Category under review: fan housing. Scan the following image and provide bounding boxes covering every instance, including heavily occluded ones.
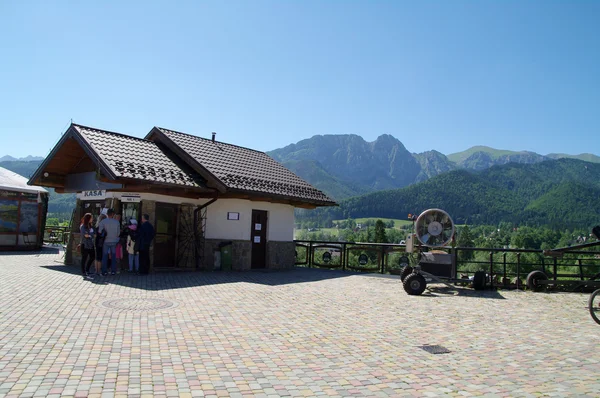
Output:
[415,208,455,247]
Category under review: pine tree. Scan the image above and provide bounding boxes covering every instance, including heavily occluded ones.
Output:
[457,225,474,260]
[374,220,388,243]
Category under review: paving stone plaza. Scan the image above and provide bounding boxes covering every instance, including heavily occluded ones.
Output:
[1,248,599,397]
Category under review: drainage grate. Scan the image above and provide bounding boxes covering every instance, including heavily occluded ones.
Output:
[419,345,451,354]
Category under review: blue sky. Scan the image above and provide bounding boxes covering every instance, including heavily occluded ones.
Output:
[0,1,598,158]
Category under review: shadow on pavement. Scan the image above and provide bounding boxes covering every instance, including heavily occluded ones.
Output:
[39,263,356,290]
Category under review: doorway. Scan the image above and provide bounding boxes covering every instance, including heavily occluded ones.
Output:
[154,203,178,268]
[250,210,268,269]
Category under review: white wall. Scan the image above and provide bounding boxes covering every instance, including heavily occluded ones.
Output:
[78,191,296,242]
[203,199,294,242]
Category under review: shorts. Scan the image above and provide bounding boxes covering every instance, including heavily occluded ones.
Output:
[95,247,103,261]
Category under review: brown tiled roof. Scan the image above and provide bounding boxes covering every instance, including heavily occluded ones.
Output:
[73,125,204,188]
[154,128,336,205]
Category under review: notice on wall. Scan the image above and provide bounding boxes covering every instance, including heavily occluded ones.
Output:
[227,212,239,220]
[254,236,261,243]
[255,223,262,231]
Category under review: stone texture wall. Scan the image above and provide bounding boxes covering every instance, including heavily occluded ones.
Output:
[204,239,251,271]
[232,241,252,270]
[266,241,295,269]
[141,200,156,272]
[204,239,293,270]
[65,199,83,265]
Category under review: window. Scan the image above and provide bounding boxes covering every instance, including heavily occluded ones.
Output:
[0,199,19,232]
[19,202,39,233]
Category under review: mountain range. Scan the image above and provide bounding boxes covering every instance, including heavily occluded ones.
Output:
[2,135,600,227]
[0,155,44,162]
[268,135,600,200]
[297,158,600,228]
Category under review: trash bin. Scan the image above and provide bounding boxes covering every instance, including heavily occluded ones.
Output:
[219,241,233,271]
[213,250,221,271]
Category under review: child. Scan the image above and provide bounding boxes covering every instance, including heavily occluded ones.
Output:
[126,219,140,273]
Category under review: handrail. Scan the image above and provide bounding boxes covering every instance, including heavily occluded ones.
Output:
[294,239,600,287]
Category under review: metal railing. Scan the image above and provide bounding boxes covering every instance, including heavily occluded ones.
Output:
[43,226,70,246]
[294,240,600,289]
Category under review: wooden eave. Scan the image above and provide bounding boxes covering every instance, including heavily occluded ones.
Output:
[29,125,117,188]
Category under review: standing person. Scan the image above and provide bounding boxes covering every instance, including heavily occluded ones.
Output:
[98,209,121,276]
[126,219,139,273]
[79,213,95,277]
[137,213,155,275]
[94,214,107,275]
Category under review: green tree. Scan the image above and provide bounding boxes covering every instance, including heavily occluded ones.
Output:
[374,220,388,243]
[457,225,475,260]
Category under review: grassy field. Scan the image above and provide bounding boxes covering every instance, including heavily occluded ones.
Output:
[342,217,413,228]
[294,217,414,239]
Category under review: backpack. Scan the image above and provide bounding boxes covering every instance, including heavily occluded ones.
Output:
[129,228,138,242]
[96,229,106,248]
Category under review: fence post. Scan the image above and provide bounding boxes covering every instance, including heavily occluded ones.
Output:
[452,247,458,279]
[516,252,521,289]
[503,252,507,285]
[553,257,558,281]
[578,259,584,280]
[309,242,313,268]
[541,257,545,274]
[489,252,494,289]
[342,243,346,271]
[380,245,385,274]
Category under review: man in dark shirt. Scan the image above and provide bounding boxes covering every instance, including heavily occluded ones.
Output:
[137,213,155,275]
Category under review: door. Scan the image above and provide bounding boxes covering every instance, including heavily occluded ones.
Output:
[251,210,268,269]
[154,203,178,268]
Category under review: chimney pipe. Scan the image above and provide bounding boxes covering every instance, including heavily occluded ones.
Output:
[212,132,216,142]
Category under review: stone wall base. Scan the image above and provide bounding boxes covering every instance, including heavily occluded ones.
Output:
[204,239,294,271]
[266,241,295,270]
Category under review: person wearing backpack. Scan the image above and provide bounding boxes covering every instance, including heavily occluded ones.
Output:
[126,219,140,273]
[93,214,107,276]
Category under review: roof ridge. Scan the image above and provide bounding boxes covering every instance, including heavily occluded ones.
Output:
[156,127,267,155]
[72,123,153,143]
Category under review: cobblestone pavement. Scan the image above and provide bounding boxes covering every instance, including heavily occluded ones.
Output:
[1,249,599,398]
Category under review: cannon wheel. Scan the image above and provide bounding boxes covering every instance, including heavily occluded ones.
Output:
[526,270,548,292]
[473,271,486,290]
[399,266,413,282]
[403,273,427,296]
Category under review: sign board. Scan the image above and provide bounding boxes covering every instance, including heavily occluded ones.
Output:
[322,252,332,264]
[358,254,368,265]
[255,223,262,231]
[253,236,261,243]
[399,255,409,267]
[120,194,141,203]
[82,190,106,200]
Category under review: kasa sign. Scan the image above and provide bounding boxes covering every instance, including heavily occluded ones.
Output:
[82,190,106,200]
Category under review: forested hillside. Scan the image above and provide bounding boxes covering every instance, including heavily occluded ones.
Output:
[270,135,600,201]
[297,158,600,229]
